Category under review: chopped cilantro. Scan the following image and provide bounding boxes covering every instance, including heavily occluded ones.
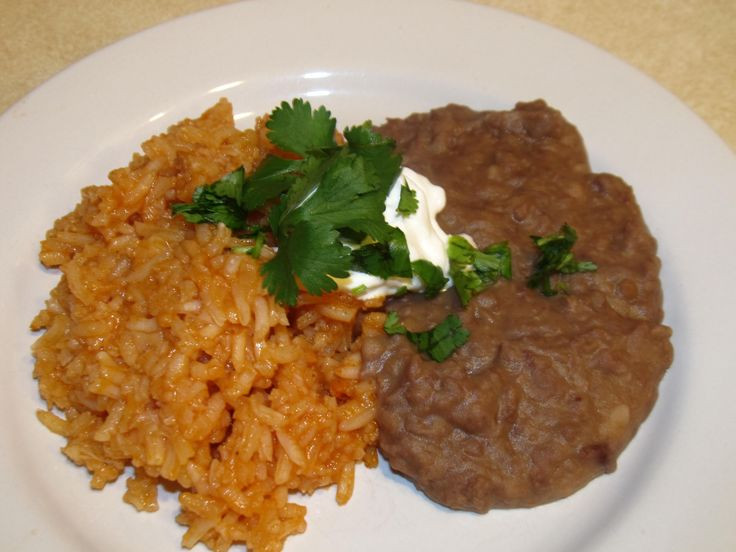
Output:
[232,230,266,259]
[248,231,266,259]
[527,223,597,296]
[407,315,470,362]
[384,311,469,362]
[350,284,368,296]
[393,285,409,297]
[448,235,512,306]
[383,311,406,335]
[397,180,419,217]
[410,260,448,299]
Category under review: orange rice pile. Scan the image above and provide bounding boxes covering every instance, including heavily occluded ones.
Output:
[30,99,379,552]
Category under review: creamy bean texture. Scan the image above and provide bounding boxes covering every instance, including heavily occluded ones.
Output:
[362,101,673,512]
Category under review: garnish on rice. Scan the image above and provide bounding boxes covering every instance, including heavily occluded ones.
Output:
[172,99,408,307]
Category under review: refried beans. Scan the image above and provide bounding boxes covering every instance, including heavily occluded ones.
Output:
[362,101,673,512]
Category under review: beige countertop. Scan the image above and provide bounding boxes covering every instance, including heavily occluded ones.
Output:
[1,0,734,151]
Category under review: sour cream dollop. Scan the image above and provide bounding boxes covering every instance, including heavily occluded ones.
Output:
[333,167,454,299]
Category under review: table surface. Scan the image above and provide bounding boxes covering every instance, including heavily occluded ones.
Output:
[1,0,734,152]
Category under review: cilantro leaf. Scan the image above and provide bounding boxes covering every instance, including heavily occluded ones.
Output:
[210,166,246,203]
[411,260,448,299]
[527,223,597,296]
[241,155,304,210]
[279,151,394,240]
[267,197,287,237]
[338,227,367,244]
[266,99,337,155]
[351,228,412,279]
[383,311,469,362]
[344,122,402,197]
[171,167,247,229]
[448,235,512,306]
[343,122,392,148]
[261,221,351,305]
[397,181,419,217]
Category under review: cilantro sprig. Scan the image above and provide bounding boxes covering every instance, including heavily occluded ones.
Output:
[527,223,597,296]
[384,311,469,362]
[171,99,408,306]
[448,235,512,306]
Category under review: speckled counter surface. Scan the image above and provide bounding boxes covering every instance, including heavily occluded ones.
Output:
[1,0,734,151]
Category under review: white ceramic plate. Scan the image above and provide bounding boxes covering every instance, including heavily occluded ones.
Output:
[1,0,734,550]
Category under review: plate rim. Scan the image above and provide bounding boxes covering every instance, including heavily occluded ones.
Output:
[1,1,735,551]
